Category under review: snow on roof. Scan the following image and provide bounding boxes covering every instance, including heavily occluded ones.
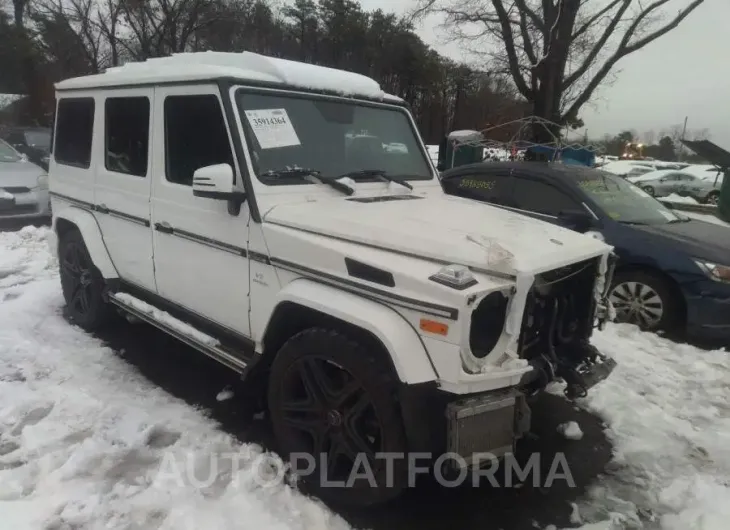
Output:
[55,51,403,103]
[448,129,483,142]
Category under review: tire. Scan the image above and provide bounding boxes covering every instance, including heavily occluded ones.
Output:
[58,229,114,331]
[705,191,720,205]
[608,270,681,332]
[642,185,655,196]
[268,327,408,506]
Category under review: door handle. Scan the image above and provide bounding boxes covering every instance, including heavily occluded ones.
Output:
[95,203,110,214]
[154,221,173,234]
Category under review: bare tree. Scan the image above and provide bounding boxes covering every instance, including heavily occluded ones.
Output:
[412,0,706,141]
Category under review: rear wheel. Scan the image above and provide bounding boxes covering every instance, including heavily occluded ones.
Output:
[608,271,680,332]
[59,229,114,331]
[705,191,720,205]
[268,327,408,506]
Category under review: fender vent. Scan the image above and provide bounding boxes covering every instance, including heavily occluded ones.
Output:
[347,195,423,203]
[345,258,395,287]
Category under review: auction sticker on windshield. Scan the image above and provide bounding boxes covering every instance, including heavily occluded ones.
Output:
[244,108,300,149]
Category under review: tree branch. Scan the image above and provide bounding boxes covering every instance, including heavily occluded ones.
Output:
[490,0,533,98]
[563,0,705,121]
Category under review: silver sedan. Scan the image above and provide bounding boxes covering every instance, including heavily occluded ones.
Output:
[627,169,721,204]
[0,138,50,224]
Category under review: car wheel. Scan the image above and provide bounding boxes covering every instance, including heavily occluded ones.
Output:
[705,191,720,205]
[608,271,680,332]
[642,185,655,196]
[268,327,408,506]
[59,229,114,331]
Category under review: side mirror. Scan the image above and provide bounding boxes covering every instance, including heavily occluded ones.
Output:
[192,164,245,202]
[557,209,594,233]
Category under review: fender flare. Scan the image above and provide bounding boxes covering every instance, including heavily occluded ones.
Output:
[266,278,438,385]
[53,207,119,279]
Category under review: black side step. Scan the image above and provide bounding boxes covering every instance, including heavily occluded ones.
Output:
[108,292,249,374]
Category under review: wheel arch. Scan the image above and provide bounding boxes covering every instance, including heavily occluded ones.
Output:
[53,208,119,279]
[258,279,438,386]
[612,262,687,326]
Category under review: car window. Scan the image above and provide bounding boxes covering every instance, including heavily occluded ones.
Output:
[23,130,50,151]
[442,172,516,206]
[511,176,580,216]
[164,94,235,186]
[105,97,150,177]
[569,168,682,225]
[55,97,95,168]
[677,173,695,181]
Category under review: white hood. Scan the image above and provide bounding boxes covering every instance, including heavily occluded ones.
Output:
[264,193,611,277]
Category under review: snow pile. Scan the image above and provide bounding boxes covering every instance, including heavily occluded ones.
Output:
[662,193,699,205]
[0,227,348,530]
[574,324,730,529]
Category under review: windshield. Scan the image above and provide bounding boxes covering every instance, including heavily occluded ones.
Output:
[0,139,21,162]
[571,169,682,225]
[236,90,433,185]
[23,130,51,151]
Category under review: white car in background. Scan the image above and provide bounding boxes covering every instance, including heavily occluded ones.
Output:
[0,137,50,224]
[682,163,724,184]
[601,160,685,178]
[627,169,721,204]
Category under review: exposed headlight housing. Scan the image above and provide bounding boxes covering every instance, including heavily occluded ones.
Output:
[429,264,478,290]
[693,259,730,283]
[34,174,49,190]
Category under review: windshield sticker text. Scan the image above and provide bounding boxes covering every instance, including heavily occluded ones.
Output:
[244,108,301,150]
[459,178,495,190]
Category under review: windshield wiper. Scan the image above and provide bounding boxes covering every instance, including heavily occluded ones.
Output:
[338,169,413,191]
[263,167,354,196]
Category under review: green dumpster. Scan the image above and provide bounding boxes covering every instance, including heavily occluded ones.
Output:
[438,130,484,171]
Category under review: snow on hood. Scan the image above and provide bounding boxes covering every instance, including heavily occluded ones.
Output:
[263,193,610,276]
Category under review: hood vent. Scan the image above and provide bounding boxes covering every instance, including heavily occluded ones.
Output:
[347,195,423,204]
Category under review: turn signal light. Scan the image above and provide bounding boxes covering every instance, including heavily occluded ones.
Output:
[420,318,449,336]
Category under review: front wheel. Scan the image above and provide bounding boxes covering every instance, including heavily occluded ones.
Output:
[608,271,680,332]
[267,328,408,506]
[59,229,114,331]
[642,185,655,196]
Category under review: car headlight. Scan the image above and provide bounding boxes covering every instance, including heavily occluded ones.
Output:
[693,259,730,283]
[34,174,48,190]
[429,264,478,289]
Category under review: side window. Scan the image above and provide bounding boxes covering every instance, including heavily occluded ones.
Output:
[512,177,579,216]
[55,98,95,168]
[105,97,150,177]
[164,94,234,186]
[444,173,516,206]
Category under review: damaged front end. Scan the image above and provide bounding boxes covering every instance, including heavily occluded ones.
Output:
[517,252,618,399]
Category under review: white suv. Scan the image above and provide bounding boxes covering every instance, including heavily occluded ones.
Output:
[49,51,616,505]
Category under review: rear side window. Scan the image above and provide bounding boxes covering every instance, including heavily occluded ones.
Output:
[443,173,516,206]
[164,95,234,186]
[512,177,579,216]
[105,97,150,177]
[55,98,95,168]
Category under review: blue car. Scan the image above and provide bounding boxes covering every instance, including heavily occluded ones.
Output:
[441,162,730,344]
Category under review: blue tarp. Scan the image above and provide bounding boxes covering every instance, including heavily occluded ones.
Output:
[526,145,595,167]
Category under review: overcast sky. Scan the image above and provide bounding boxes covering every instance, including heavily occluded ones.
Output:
[358,0,730,148]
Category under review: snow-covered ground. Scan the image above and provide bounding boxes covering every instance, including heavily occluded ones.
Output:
[681,211,730,228]
[1,227,729,530]
[0,227,347,530]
